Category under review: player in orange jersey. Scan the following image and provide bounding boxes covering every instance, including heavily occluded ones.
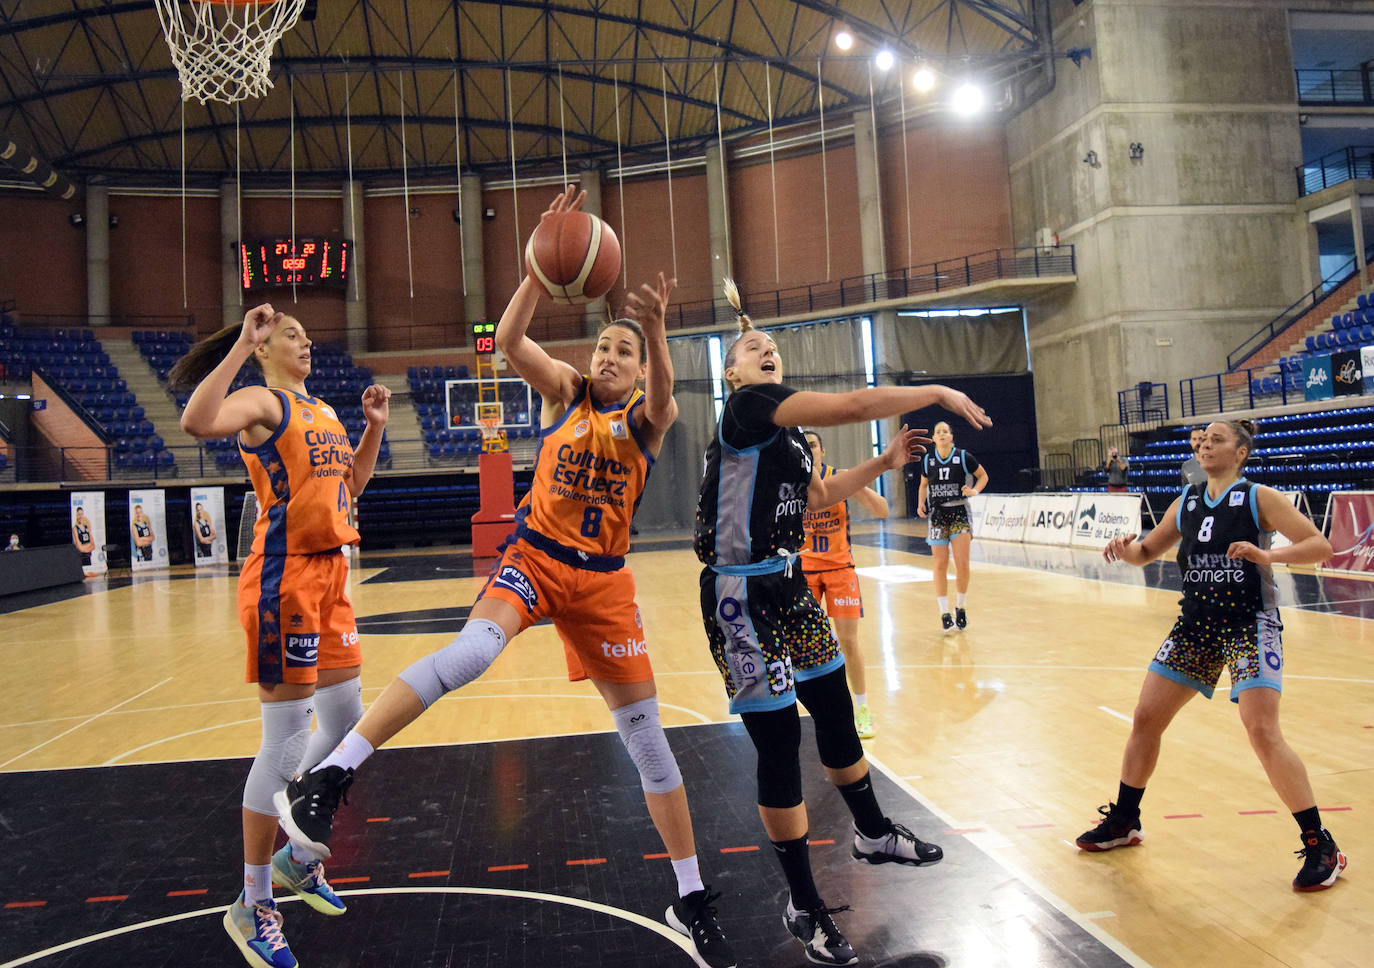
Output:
[276,187,736,968]
[801,430,889,739]
[173,304,390,968]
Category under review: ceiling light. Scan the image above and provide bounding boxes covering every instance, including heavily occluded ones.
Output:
[951,82,984,115]
[874,50,895,71]
[834,31,853,51]
[912,66,936,92]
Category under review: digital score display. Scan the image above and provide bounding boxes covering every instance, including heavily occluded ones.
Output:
[240,237,351,291]
[472,321,496,354]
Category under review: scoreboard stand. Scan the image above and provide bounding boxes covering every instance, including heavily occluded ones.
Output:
[469,321,516,557]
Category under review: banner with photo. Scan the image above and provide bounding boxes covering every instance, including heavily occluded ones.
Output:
[1070,493,1142,549]
[128,488,169,572]
[190,486,229,566]
[1330,350,1363,397]
[70,491,107,576]
[1362,346,1374,395]
[1023,493,1079,546]
[1325,490,1374,573]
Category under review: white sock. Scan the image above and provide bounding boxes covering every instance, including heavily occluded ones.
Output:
[290,842,323,866]
[244,863,272,905]
[956,593,967,608]
[937,597,949,613]
[853,693,868,707]
[671,855,705,897]
[310,731,374,774]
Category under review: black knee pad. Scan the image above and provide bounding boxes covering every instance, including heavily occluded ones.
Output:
[796,669,864,769]
[741,707,804,809]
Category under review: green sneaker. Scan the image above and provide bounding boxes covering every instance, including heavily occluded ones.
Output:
[271,844,347,916]
[854,703,875,739]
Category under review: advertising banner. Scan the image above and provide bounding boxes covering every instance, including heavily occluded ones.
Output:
[1330,350,1363,397]
[1325,490,1374,573]
[1070,493,1142,549]
[128,488,169,572]
[1023,493,1079,546]
[1362,346,1374,395]
[1303,356,1333,402]
[965,493,987,535]
[1269,491,1306,552]
[70,491,107,577]
[190,486,229,565]
[979,495,1030,542]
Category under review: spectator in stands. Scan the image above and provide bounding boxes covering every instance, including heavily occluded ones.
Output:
[171,303,391,968]
[4,533,20,551]
[1082,419,1347,894]
[1103,447,1130,493]
[1180,426,1207,485]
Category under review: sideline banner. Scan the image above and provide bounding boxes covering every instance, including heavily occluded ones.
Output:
[70,491,107,576]
[1325,490,1374,573]
[1269,491,1306,552]
[979,495,1030,542]
[1070,493,1142,549]
[1023,493,1078,546]
[128,488,169,572]
[190,486,229,565]
[965,493,987,535]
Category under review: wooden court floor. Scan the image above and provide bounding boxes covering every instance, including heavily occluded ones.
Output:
[1,519,1369,968]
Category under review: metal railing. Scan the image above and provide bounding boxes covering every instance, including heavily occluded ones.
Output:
[1179,360,1307,418]
[1296,68,1374,106]
[1295,145,1374,197]
[1116,381,1168,426]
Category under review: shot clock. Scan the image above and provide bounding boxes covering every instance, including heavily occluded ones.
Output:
[472,321,496,354]
[240,237,351,291]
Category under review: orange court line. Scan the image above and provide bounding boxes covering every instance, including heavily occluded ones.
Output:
[488,864,529,872]
[5,900,47,909]
[366,817,390,823]
[167,889,209,897]
[408,870,450,879]
[330,877,370,884]
[86,895,129,903]
[566,858,607,866]
[1325,806,1353,811]
[810,839,835,845]
[643,852,670,860]
[1163,814,1202,819]
[720,846,759,854]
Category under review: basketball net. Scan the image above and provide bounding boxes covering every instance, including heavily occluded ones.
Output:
[154,0,307,104]
[478,415,508,453]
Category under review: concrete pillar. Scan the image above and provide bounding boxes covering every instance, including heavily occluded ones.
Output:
[342,180,367,355]
[579,168,606,333]
[219,178,242,329]
[85,184,109,326]
[1352,199,1367,281]
[705,144,733,316]
[460,173,486,323]
[851,109,886,279]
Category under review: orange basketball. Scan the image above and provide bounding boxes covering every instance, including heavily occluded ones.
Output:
[524,211,621,304]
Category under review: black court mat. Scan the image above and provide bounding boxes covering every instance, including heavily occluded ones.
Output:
[1,724,1134,968]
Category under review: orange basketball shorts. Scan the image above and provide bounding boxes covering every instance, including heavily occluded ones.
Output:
[238,549,360,685]
[805,566,864,620]
[478,537,653,684]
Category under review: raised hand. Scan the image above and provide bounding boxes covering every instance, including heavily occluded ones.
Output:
[541,184,586,222]
[623,273,676,336]
[361,384,391,427]
[240,303,280,349]
[882,424,931,469]
[940,387,992,429]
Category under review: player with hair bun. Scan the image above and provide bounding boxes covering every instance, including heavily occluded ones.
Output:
[1081,419,1347,893]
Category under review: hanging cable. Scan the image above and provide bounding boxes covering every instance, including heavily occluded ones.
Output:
[399,70,414,299]
[899,63,912,270]
[235,102,242,299]
[506,67,521,280]
[557,64,569,187]
[345,68,357,302]
[290,74,297,304]
[660,62,678,281]
[454,70,466,300]
[817,57,830,282]
[180,97,187,309]
[713,61,732,278]
[867,61,885,268]
[765,62,779,285]
[613,66,628,289]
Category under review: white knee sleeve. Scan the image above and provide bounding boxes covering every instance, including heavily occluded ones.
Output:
[244,697,313,815]
[612,697,683,795]
[296,677,365,774]
[398,619,507,709]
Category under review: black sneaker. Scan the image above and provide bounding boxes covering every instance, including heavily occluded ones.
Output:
[1292,828,1347,892]
[665,888,735,968]
[955,607,967,629]
[1075,803,1144,852]
[273,766,354,860]
[940,612,954,631]
[852,821,943,866]
[783,899,857,966]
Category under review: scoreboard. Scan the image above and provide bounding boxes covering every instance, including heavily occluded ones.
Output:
[472,321,496,354]
[240,237,351,291]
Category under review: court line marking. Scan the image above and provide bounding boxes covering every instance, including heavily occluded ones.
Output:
[866,751,1153,968]
[1098,706,1132,724]
[0,678,172,771]
[0,887,694,968]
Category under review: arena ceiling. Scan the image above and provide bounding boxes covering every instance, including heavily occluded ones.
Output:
[0,0,1055,188]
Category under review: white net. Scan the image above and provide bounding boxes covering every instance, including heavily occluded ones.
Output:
[155,0,307,104]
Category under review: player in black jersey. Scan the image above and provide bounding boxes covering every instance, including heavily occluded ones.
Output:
[917,421,988,631]
[194,502,217,558]
[1079,419,1346,892]
[695,281,991,965]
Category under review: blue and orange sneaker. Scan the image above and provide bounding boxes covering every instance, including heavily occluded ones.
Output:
[271,844,346,915]
[222,891,297,968]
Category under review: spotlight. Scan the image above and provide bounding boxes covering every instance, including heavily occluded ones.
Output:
[912,65,936,92]
[874,50,895,72]
[483,207,497,220]
[834,30,853,51]
[68,212,84,227]
[951,82,984,115]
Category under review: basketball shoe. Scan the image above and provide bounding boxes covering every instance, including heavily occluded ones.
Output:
[1292,828,1347,892]
[940,612,954,632]
[955,607,967,629]
[851,821,943,866]
[1075,803,1144,851]
[665,887,736,968]
[223,891,297,968]
[271,844,346,915]
[274,765,353,859]
[854,703,875,739]
[783,898,857,966]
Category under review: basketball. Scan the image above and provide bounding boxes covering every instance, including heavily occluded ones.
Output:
[524,211,621,304]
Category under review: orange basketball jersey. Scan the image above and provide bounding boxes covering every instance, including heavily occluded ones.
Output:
[801,463,854,570]
[517,377,651,559]
[240,388,360,555]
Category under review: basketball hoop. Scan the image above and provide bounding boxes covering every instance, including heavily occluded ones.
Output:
[478,415,508,453]
[154,0,307,104]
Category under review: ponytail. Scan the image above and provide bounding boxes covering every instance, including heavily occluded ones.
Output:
[168,323,260,388]
[721,278,757,374]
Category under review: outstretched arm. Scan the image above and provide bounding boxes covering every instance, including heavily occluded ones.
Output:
[773,384,990,431]
[810,426,924,509]
[1229,486,1332,567]
[623,272,678,451]
[852,484,889,518]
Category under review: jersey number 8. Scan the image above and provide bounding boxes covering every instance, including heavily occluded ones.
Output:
[1197,515,1214,542]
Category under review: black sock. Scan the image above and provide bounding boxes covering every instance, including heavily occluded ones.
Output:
[837,772,887,839]
[771,835,822,911]
[1293,806,1322,836]
[1116,782,1145,815]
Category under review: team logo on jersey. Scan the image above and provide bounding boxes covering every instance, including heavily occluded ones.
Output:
[494,565,538,609]
[1187,499,1197,511]
[574,419,591,438]
[1230,490,1246,506]
[285,633,319,667]
[300,408,315,423]
[610,419,627,439]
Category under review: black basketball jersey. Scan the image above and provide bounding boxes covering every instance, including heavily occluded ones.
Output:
[134,519,152,539]
[75,521,91,544]
[695,382,813,566]
[922,448,979,508]
[1174,479,1276,621]
[197,517,213,539]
